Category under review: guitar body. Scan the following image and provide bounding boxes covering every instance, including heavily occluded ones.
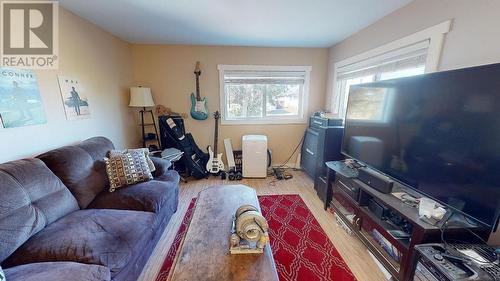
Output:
[190,61,209,120]
[190,93,208,120]
[206,145,225,174]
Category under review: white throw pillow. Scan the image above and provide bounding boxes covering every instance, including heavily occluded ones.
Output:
[0,266,6,281]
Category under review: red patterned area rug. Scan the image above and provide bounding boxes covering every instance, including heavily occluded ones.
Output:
[155,194,356,281]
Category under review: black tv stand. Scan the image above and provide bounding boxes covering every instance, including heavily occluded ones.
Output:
[325,160,490,281]
[327,161,359,178]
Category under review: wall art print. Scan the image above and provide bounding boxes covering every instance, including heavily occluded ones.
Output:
[57,75,91,120]
[0,67,46,128]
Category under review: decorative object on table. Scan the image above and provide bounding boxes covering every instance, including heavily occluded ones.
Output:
[206,111,224,175]
[129,86,160,149]
[0,67,46,128]
[160,115,208,179]
[156,104,188,118]
[190,61,208,120]
[230,204,269,254]
[57,75,91,120]
[104,149,153,192]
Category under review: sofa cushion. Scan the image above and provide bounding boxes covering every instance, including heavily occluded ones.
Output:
[37,137,114,208]
[4,262,110,281]
[88,170,180,213]
[4,209,155,278]
[0,159,79,264]
[109,148,156,172]
[150,157,172,177]
[105,151,153,192]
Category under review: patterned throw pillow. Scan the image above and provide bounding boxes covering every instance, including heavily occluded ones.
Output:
[105,150,153,192]
[0,266,5,281]
[109,148,156,172]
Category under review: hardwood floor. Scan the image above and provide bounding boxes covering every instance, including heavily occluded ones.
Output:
[137,171,387,281]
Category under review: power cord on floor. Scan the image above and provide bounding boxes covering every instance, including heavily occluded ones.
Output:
[266,133,305,184]
[274,133,305,169]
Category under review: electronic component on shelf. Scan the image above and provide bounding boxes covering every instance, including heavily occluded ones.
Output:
[368,198,389,219]
[386,209,413,235]
[387,230,411,240]
[358,167,394,194]
[411,243,500,281]
[336,174,360,201]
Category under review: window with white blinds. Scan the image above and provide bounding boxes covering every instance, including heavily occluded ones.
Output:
[218,65,311,124]
[332,40,430,120]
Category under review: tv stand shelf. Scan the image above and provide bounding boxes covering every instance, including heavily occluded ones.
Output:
[326,161,490,281]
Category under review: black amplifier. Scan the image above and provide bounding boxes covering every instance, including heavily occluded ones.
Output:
[411,243,499,281]
[309,115,343,129]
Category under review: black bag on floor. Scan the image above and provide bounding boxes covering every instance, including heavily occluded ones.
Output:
[159,115,209,179]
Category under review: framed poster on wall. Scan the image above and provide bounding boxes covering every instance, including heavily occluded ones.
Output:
[0,67,46,128]
[57,75,91,120]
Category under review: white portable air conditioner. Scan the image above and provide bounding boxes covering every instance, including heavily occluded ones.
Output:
[242,135,267,178]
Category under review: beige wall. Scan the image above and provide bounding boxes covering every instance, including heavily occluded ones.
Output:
[131,45,328,164]
[0,8,135,163]
[327,0,500,244]
[326,0,500,107]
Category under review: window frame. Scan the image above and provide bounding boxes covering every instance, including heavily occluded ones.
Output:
[330,20,452,119]
[218,64,312,125]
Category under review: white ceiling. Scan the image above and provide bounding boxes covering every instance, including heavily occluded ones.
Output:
[59,0,411,48]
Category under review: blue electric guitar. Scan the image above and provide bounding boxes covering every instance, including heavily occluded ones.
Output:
[190,61,209,120]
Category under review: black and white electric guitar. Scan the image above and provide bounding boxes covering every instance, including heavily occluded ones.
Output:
[206,111,224,174]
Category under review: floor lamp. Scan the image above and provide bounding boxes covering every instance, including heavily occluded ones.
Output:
[129,86,160,149]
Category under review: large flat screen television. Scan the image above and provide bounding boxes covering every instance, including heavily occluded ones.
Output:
[343,63,500,229]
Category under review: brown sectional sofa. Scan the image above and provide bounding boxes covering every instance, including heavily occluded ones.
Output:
[0,137,179,281]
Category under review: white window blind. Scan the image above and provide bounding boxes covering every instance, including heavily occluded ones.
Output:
[224,71,306,85]
[333,40,429,118]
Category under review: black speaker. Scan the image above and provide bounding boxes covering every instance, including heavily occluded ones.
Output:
[358,167,393,193]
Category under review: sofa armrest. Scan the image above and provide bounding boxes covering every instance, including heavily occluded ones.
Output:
[150,157,172,177]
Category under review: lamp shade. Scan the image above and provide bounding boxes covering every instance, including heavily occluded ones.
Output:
[129,86,155,107]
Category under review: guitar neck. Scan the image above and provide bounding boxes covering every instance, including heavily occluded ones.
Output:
[194,62,201,101]
[195,74,201,100]
[213,118,219,154]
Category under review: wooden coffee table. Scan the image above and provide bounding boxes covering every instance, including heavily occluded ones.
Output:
[168,184,279,281]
